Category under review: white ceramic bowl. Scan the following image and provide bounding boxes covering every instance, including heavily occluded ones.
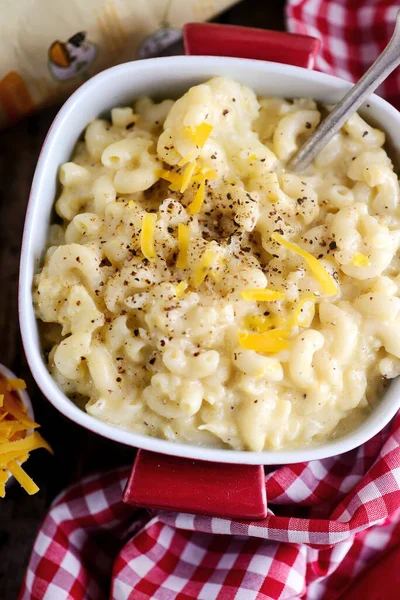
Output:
[19,56,400,465]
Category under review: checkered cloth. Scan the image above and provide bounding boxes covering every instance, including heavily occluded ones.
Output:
[19,2,400,598]
[287,0,400,109]
[18,414,400,600]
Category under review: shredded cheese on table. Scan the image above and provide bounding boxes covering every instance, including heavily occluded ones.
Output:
[0,375,52,497]
[271,232,338,296]
[7,378,27,391]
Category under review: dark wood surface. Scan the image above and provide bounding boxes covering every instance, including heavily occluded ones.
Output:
[0,1,285,597]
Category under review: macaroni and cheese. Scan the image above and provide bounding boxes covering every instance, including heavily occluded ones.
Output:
[33,77,400,451]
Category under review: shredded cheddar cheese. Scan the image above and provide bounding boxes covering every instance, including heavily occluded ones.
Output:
[175,280,188,298]
[243,315,276,333]
[177,223,190,269]
[180,162,197,193]
[292,294,316,328]
[241,288,285,302]
[188,179,206,215]
[0,375,52,497]
[140,213,157,261]
[7,378,27,391]
[158,169,182,192]
[7,461,39,496]
[239,329,289,353]
[192,249,216,288]
[352,252,371,267]
[200,168,218,180]
[178,154,196,167]
[184,122,213,147]
[271,232,338,296]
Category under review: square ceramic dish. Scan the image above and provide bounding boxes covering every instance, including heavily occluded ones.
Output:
[19,25,400,517]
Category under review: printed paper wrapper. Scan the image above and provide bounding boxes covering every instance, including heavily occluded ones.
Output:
[0,0,238,128]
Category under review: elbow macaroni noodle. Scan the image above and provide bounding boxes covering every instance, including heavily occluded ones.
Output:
[34,77,400,451]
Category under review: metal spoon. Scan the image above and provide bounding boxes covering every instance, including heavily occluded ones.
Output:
[288,10,400,173]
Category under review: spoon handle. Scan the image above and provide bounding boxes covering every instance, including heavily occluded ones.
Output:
[288,10,400,173]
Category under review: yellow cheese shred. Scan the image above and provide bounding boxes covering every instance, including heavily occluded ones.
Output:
[188,179,206,215]
[352,252,371,267]
[7,460,39,496]
[177,224,190,269]
[271,232,338,296]
[0,375,53,497]
[241,288,285,302]
[200,168,218,180]
[0,470,8,498]
[2,394,39,429]
[180,162,196,193]
[178,154,196,167]
[184,122,213,147]
[243,315,276,333]
[140,213,157,261]
[239,329,289,353]
[175,280,188,298]
[7,378,26,391]
[0,450,30,467]
[0,430,53,457]
[292,294,316,328]
[192,250,216,288]
[158,169,183,192]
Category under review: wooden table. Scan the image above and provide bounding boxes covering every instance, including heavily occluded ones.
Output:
[0,1,285,596]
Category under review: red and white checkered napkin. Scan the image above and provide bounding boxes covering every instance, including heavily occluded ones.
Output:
[18,413,400,600]
[286,0,400,109]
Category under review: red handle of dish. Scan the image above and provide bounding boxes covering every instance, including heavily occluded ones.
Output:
[123,450,267,519]
[123,24,320,519]
[183,22,320,69]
